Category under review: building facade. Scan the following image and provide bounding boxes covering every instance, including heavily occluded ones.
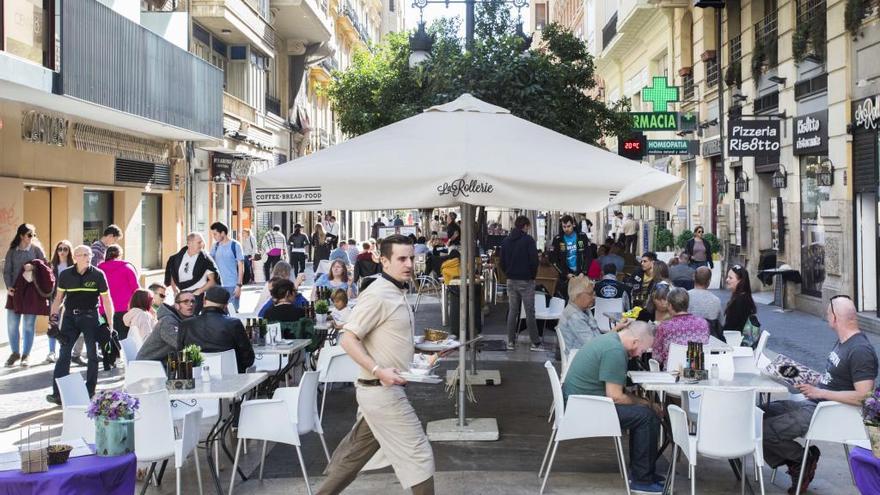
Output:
[574,0,861,318]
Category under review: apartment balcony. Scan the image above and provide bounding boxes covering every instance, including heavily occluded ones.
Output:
[4,0,224,140]
[753,11,778,72]
[271,0,332,43]
[598,0,688,72]
[337,0,371,46]
[223,92,257,123]
[191,0,276,55]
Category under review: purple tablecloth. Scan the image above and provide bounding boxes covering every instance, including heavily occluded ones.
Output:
[0,451,136,495]
[850,446,880,494]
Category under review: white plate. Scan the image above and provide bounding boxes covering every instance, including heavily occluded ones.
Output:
[415,340,461,352]
[399,372,443,384]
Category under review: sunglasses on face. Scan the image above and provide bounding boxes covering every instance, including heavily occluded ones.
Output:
[26,233,34,238]
[156,292,167,298]
[57,247,69,252]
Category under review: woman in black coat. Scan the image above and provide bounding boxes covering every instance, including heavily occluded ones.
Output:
[723,264,756,334]
[685,226,714,268]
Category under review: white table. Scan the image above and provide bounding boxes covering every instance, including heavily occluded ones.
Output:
[128,373,268,495]
[629,371,787,394]
[253,339,311,389]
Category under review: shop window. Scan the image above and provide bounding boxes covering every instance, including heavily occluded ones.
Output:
[800,155,830,297]
[83,191,114,246]
[3,0,54,68]
[141,194,162,270]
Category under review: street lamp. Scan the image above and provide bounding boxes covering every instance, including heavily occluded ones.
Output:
[409,21,434,68]
[409,0,529,54]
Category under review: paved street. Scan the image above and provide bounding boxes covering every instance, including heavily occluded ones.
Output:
[0,278,873,494]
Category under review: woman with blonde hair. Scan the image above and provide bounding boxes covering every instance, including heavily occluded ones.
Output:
[312,223,330,265]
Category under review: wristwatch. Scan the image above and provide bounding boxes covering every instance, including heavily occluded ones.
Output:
[236,283,243,287]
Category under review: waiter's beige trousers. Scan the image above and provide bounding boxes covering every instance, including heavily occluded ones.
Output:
[316,386,434,495]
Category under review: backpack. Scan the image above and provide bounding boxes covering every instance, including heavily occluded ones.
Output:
[211,240,239,260]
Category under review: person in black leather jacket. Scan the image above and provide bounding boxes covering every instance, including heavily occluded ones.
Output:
[178,287,254,373]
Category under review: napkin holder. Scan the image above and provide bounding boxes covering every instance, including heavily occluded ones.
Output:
[20,425,49,473]
[682,368,708,381]
[166,378,195,390]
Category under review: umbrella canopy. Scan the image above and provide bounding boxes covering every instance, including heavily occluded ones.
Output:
[251,94,684,212]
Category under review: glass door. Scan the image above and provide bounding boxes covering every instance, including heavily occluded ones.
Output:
[140,194,162,270]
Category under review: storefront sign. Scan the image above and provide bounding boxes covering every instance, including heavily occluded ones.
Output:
[854,95,880,131]
[212,154,235,182]
[647,139,697,155]
[794,110,828,155]
[631,112,678,131]
[728,119,781,158]
[21,111,68,147]
[701,138,722,157]
[437,179,495,198]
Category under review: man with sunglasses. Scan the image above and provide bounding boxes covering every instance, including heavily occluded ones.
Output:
[626,252,657,308]
[136,292,196,362]
[762,295,878,494]
[148,283,166,311]
[163,232,219,314]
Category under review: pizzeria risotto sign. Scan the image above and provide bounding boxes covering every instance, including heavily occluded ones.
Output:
[727,119,781,158]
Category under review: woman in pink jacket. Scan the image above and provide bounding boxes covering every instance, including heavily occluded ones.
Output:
[98,245,140,320]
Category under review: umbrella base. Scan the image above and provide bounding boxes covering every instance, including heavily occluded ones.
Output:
[444,369,501,386]
[427,418,499,442]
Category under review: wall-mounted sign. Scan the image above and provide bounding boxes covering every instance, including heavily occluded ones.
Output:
[212,153,235,182]
[618,133,647,160]
[728,119,781,158]
[642,77,680,112]
[21,110,68,147]
[647,140,698,155]
[853,95,880,131]
[631,112,697,131]
[794,110,828,155]
[701,138,722,157]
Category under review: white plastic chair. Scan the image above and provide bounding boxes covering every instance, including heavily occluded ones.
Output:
[754,331,770,366]
[539,361,630,495]
[539,297,565,323]
[132,387,203,495]
[666,343,688,371]
[733,349,759,374]
[203,350,238,378]
[121,337,141,365]
[55,374,95,443]
[594,297,624,331]
[229,371,331,495]
[790,401,869,494]
[317,346,359,420]
[124,360,166,389]
[521,292,549,319]
[723,331,744,348]
[667,388,765,495]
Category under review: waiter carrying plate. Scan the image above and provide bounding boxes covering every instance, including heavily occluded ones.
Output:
[316,234,436,495]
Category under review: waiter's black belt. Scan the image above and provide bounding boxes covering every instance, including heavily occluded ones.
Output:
[358,379,381,387]
[67,308,97,315]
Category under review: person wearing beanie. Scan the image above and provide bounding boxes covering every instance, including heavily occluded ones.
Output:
[177,286,254,373]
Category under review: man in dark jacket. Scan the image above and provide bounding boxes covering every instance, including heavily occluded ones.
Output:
[501,216,541,351]
[178,287,254,373]
[136,292,195,362]
[550,215,593,302]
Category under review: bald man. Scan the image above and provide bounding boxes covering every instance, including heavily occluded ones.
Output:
[761,296,878,494]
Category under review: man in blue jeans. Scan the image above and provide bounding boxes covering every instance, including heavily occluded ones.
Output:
[563,321,665,494]
[46,245,114,403]
[210,222,244,312]
[500,216,541,351]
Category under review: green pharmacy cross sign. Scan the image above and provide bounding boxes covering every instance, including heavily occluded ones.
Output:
[642,76,680,112]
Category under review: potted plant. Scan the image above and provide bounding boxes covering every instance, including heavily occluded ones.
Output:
[314,300,330,325]
[87,390,139,456]
[184,344,204,379]
[863,387,880,457]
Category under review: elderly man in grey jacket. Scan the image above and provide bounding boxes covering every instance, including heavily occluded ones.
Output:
[136,292,195,362]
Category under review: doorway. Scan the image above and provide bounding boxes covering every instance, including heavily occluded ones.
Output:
[856,192,878,315]
[141,194,163,270]
[23,187,52,251]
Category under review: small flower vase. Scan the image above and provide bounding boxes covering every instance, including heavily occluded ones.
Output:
[192,365,202,380]
[95,417,135,457]
[866,423,880,458]
[316,313,328,325]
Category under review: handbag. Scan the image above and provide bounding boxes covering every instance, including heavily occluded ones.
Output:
[741,314,762,348]
[253,253,263,261]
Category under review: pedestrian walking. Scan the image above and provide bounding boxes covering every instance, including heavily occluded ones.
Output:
[622,214,638,256]
[240,228,257,284]
[325,215,340,249]
[89,225,122,267]
[611,211,624,243]
[549,214,593,301]
[316,234,435,495]
[685,225,714,268]
[287,223,310,277]
[312,223,331,265]
[501,215,541,351]
[97,245,140,324]
[210,222,244,312]
[4,223,47,367]
[164,232,219,314]
[47,245,114,403]
[261,225,287,281]
[45,240,74,363]
[445,212,461,246]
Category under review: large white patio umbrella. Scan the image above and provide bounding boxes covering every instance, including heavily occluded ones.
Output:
[251,93,685,438]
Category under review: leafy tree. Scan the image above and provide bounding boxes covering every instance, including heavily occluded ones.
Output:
[325,1,631,144]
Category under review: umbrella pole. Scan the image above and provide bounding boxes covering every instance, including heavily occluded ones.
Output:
[425,202,498,442]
